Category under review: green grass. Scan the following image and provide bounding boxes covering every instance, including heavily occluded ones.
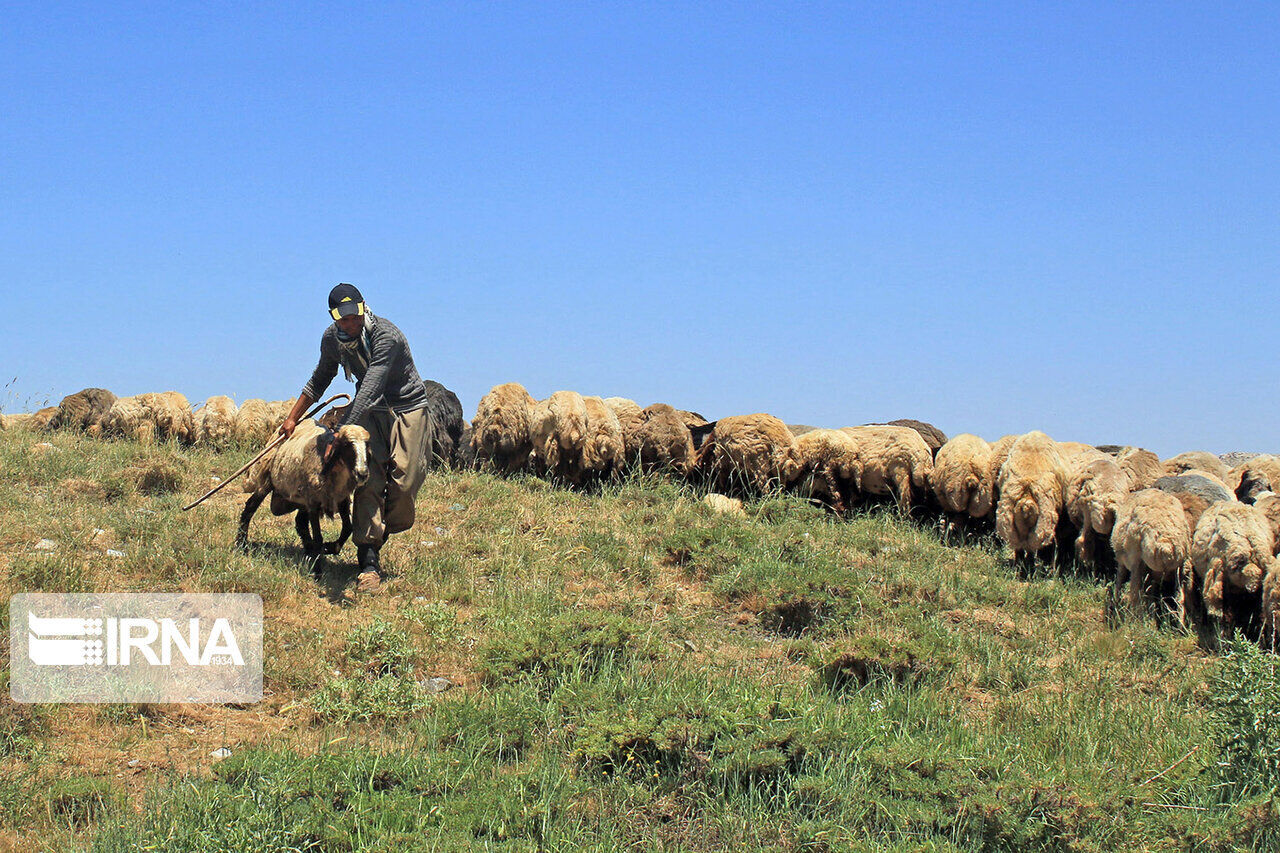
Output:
[0,427,1277,850]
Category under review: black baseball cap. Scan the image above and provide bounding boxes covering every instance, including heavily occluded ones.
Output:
[328,283,365,320]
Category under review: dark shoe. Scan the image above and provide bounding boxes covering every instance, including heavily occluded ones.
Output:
[357,544,381,576]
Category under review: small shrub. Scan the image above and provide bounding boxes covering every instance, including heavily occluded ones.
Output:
[478,609,647,685]
[346,619,417,678]
[817,635,941,691]
[1210,639,1280,801]
[132,457,185,495]
[308,675,427,723]
[46,775,117,827]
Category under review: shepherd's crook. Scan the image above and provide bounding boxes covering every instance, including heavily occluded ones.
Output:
[181,393,351,511]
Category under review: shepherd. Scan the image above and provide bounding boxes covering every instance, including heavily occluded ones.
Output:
[281,284,432,589]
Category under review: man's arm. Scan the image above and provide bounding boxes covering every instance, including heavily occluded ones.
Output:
[279,393,315,438]
[340,327,397,427]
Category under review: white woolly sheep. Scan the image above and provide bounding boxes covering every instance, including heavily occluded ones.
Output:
[929,433,995,540]
[471,382,537,475]
[604,397,645,465]
[1110,488,1191,620]
[196,396,239,447]
[237,419,371,568]
[1190,501,1276,638]
[838,425,934,514]
[995,431,1069,565]
[695,414,803,497]
[792,428,859,513]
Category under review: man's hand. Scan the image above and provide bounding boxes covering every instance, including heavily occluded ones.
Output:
[279,418,298,438]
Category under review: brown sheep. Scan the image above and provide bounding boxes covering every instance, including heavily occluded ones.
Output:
[839,425,934,514]
[634,404,698,477]
[995,431,1069,565]
[237,420,371,568]
[1228,455,1280,504]
[54,388,117,431]
[99,393,193,444]
[695,414,803,497]
[530,390,589,480]
[604,397,645,465]
[869,419,948,459]
[1164,451,1230,481]
[471,382,537,475]
[1191,502,1276,638]
[1110,489,1191,619]
[29,407,60,431]
[152,392,196,445]
[1067,457,1132,569]
[579,396,626,484]
[196,396,239,447]
[929,433,995,539]
[234,399,276,445]
[791,428,859,513]
[1116,447,1163,490]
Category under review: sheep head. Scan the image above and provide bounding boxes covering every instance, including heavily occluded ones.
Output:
[322,425,371,489]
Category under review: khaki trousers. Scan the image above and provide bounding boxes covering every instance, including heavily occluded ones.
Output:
[354,406,431,547]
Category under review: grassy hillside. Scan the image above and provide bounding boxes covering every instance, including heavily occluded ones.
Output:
[2,429,1279,851]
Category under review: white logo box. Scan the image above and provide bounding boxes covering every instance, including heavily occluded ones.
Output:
[10,593,263,704]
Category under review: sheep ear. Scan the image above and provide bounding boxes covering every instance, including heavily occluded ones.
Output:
[321,432,347,474]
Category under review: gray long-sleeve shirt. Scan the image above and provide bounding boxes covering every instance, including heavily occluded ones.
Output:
[300,312,429,427]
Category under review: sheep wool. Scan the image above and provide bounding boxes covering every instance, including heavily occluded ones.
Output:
[995,431,1069,558]
[930,433,995,520]
[1229,455,1280,504]
[634,404,698,476]
[471,382,537,475]
[1110,489,1191,615]
[1191,501,1276,628]
[793,428,860,512]
[234,399,275,445]
[578,395,625,483]
[1067,457,1132,567]
[55,388,117,431]
[698,414,803,496]
[196,396,239,447]
[530,390,589,479]
[839,425,934,513]
[1116,447,1163,490]
[1164,451,1230,482]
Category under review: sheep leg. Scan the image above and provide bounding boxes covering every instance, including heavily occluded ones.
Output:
[308,512,325,569]
[324,501,353,556]
[295,510,315,553]
[1127,560,1146,616]
[235,491,267,552]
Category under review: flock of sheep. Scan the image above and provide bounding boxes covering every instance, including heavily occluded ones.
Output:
[10,383,1280,647]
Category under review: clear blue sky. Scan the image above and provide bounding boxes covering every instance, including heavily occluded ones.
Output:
[4,2,1276,456]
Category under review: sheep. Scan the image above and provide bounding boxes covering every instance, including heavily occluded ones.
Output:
[1253,493,1280,554]
[1164,451,1230,481]
[470,382,537,475]
[196,396,239,447]
[929,433,995,540]
[633,404,698,477]
[54,388,116,431]
[694,414,803,497]
[1116,447,1163,490]
[1109,489,1192,621]
[1067,457,1132,570]
[988,434,1019,494]
[786,424,820,437]
[530,390,589,481]
[604,397,645,464]
[1190,501,1276,639]
[838,425,934,514]
[233,399,276,445]
[236,419,371,570]
[1057,441,1107,478]
[1228,454,1280,504]
[869,419,948,459]
[995,431,1070,566]
[27,407,59,431]
[98,393,192,444]
[578,396,626,484]
[791,428,859,513]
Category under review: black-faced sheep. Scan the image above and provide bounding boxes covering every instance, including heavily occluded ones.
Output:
[791,428,859,513]
[1190,501,1276,639]
[196,396,239,447]
[236,420,371,569]
[694,414,803,497]
[54,388,117,431]
[1067,457,1132,570]
[839,425,934,514]
[1164,451,1230,482]
[1110,489,1191,620]
[530,390,589,481]
[633,404,698,477]
[929,433,995,539]
[470,382,537,475]
[1228,455,1280,504]
[995,431,1069,566]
